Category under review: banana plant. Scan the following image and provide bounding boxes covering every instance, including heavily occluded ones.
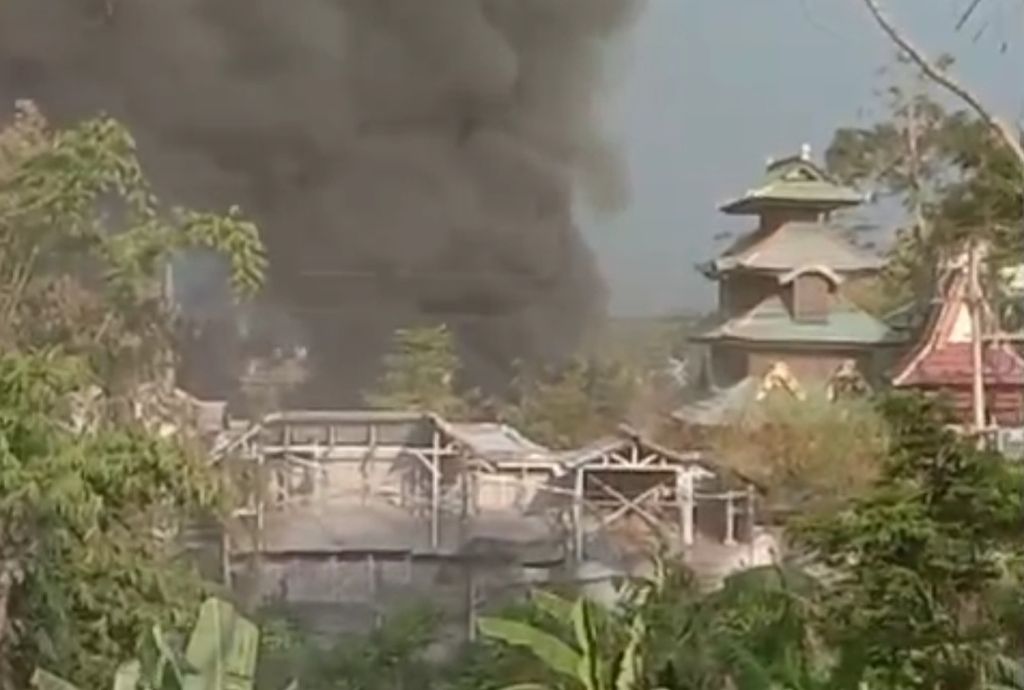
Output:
[478,587,655,690]
[31,597,276,690]
[984,656,1024,690]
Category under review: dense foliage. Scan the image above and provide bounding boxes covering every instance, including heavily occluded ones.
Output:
[364,324,474,418]
[791,394,1024,689]
[825,62,1022,319]
[0,102,266,687]
[0,101,265,391]
[245,392,1024,690]
[501,356,641,449]
[711,389,889,514]
[33,597,263,690]
[0,352,216,686]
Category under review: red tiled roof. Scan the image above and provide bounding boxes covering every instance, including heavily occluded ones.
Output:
[892,263,1024,389]
[896,342,1024,387]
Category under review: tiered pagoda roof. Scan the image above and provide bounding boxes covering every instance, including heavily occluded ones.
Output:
[695,146,897,348]
[718,146,865,215]
[703,220,885,277]
[694,292,902,346]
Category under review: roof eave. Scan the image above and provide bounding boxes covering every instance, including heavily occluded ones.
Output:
[718,196,863,216]
[695,260,722,280]
[703,334,906,347]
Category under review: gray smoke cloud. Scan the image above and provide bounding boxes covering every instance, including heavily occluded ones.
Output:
[0,0,638,405]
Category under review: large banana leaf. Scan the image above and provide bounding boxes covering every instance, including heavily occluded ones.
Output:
[30,669,80,690]
[184,597,260,690]
[137,623,186,690]
[613,615,647,690]
[572,599,604,690]
[986,655,1024,690]
[531,589,575,623]
[30,598,277,690]
[113,661,142,690]
[478,616,582,681]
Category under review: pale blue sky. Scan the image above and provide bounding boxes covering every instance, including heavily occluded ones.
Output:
[586,0,1024,316]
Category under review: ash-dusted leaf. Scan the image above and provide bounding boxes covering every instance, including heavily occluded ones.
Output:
[185,597,260,690]
[531,589,574,623]
[477,616,581,681]
[30,669,80,690]
[113,660,141,690]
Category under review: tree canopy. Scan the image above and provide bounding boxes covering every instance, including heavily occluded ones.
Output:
[0,102,266,687]
[791,393,1024,688]
[826,60,1022,319]
[364,324,473,418]
[0,100,266,391]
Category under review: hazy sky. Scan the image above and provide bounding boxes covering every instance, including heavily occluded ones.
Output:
[586,0,1024,317]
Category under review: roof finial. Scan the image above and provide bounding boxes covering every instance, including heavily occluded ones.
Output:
[800,143,812,161]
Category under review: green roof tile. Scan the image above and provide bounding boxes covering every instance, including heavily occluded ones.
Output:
[694,294,905,346]
[720,154,864,215]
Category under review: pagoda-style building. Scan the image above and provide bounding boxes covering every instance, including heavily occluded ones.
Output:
[675,146,904,427]
[891,252,1024,428]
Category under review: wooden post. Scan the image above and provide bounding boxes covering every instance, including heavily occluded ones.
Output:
[367,553,377,599]
[573,468,585,560]
[678,471,695,548]
[745,483,757,542]
[430,431,441,550]
[968,239,988,434]
[723,493,737,546]
[465,564,477,642]
[220,526,232,588]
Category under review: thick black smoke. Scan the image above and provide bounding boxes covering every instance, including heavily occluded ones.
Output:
[0,0,637,405]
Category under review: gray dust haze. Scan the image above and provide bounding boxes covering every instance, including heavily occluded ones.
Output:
[0,0,638,405]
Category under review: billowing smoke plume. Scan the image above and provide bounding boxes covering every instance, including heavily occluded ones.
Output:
[0,0,637,405]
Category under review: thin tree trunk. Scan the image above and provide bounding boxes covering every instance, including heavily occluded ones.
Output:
[861,0,1024,170]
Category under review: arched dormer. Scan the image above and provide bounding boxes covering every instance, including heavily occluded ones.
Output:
[778,265,842,323]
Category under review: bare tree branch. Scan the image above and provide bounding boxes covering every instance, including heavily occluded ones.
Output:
[861,0,1024,170]
[955,0,986,31]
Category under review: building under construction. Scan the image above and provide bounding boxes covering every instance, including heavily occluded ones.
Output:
[206,409,769,638]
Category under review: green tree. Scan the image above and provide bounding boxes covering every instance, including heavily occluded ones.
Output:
[857,0,1024,168]
[0,102,266,686]
[0,352,217,687]
[477,560,833,690]
[826,62,1022,320]
[33,597,265,690]
[711,390,889,515]
[364,324,473,417]
[791,393,1024,689]
[502,357,639,450]
[0,101,266,393]
[255,603,443,690]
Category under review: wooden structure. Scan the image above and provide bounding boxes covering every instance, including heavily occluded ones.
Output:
[691,146,902,390]
[891,254,1024,428]
[533,429,759,560]
[208,410,763,639]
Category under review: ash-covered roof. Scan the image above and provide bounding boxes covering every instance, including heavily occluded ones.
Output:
[672,378,760,427]
[440,421,555,467]
[254,499,563,564]
[708,221,884,275]
[693,293,903,346]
